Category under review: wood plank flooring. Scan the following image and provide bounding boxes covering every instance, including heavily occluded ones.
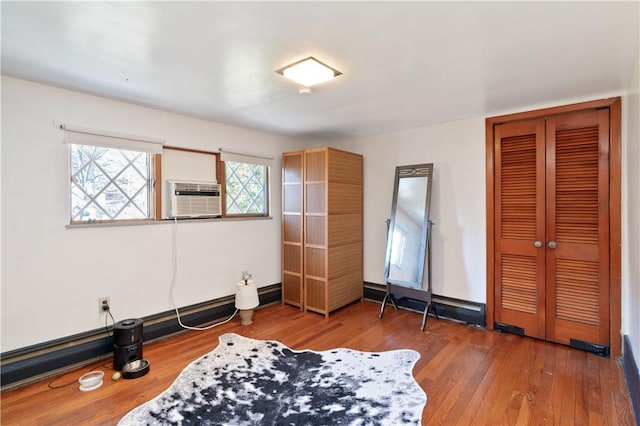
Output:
[1,301,636,425]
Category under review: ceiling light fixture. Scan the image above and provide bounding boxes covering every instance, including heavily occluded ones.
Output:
[276,56,342,87]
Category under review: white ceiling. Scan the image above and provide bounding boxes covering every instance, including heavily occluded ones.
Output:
[1,1,638,142]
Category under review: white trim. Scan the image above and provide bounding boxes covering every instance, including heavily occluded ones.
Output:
[218,148,273,167]
[65,215,273,228]
[61,124,165,154]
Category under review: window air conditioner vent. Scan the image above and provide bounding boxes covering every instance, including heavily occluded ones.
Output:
[167,180,221,218]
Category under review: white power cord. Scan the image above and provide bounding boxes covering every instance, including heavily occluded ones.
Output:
[169,217,238,330]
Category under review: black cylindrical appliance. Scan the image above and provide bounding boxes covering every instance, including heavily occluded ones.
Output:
[113,318,143,371]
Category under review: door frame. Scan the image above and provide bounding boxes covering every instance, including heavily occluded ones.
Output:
[485,97,621,357]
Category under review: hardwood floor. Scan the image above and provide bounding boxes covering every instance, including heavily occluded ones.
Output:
[1,301,636,425]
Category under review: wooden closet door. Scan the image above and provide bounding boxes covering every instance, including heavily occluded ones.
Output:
[545,110,610,346]
[493,110,611,348]
[487,98,620,355]
[494,119,547,338]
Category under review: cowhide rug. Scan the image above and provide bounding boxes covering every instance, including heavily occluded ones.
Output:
[119,333,426,425]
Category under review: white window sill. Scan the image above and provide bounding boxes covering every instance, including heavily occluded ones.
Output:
[66,216,272,229]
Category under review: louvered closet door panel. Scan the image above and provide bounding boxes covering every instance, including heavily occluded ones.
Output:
[545,110,610,346]
[494,119,547,339]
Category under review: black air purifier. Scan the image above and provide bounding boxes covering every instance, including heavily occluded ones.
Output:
[113,318,144,371]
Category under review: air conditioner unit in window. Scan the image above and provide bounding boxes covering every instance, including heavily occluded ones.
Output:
[167,180,221,218]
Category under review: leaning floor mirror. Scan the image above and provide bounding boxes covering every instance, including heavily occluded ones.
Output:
[379,163,437,331]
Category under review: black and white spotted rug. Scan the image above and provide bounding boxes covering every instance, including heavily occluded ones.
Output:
[119,333,426,425]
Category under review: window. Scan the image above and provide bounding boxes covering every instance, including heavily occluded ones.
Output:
[62,124,164,224]
[70,144,153,222]
[224,161,269,215]
[219,150,272,217]
[64,125,275,223]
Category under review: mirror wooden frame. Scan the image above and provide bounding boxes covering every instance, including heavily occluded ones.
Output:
[379,163,437,331]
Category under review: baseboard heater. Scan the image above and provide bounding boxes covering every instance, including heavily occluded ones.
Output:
[623,335,640,423]
[363,282,486,327]
[2,282,485,389]
[0,284,282,390]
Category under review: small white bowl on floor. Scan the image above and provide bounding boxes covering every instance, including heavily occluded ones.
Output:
[78,371,104,391]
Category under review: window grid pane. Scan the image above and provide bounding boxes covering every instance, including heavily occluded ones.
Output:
[225,161,268,215]
[70,144,151,222]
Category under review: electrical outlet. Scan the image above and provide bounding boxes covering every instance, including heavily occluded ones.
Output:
[98,297,110,313]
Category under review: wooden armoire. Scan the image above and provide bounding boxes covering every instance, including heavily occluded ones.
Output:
[486,98,621,356]
[281,147,363,317]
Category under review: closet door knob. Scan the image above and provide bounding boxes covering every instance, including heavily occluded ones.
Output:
[534,241,543,248]
[548,241,557,249]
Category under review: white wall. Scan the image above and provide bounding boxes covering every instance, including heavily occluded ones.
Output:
[0,76,303,352]
[622,56,640,365]
[334,118,487,302]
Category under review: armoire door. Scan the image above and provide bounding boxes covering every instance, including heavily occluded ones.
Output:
[281,151,304,309]
[493,108,611,350]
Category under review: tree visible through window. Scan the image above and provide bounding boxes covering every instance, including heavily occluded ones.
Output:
[225,161,268,215]
[70,144,152,222]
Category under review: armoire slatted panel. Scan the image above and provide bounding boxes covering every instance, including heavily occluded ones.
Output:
[328,214,362,247]
[304,149,328,314]
[328,184,362,214]
[305,216,325,246]
[283,215,301,242]
[282,245,301,272]
[328,150,362,184]
[281,151,304,309]
[499,134,538,240]
[305,151,326,182]
[283,154,302,182]
[305,247,326,279]
[306,186,326,214]
[283,186,301,213]
[282,274,301,307]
